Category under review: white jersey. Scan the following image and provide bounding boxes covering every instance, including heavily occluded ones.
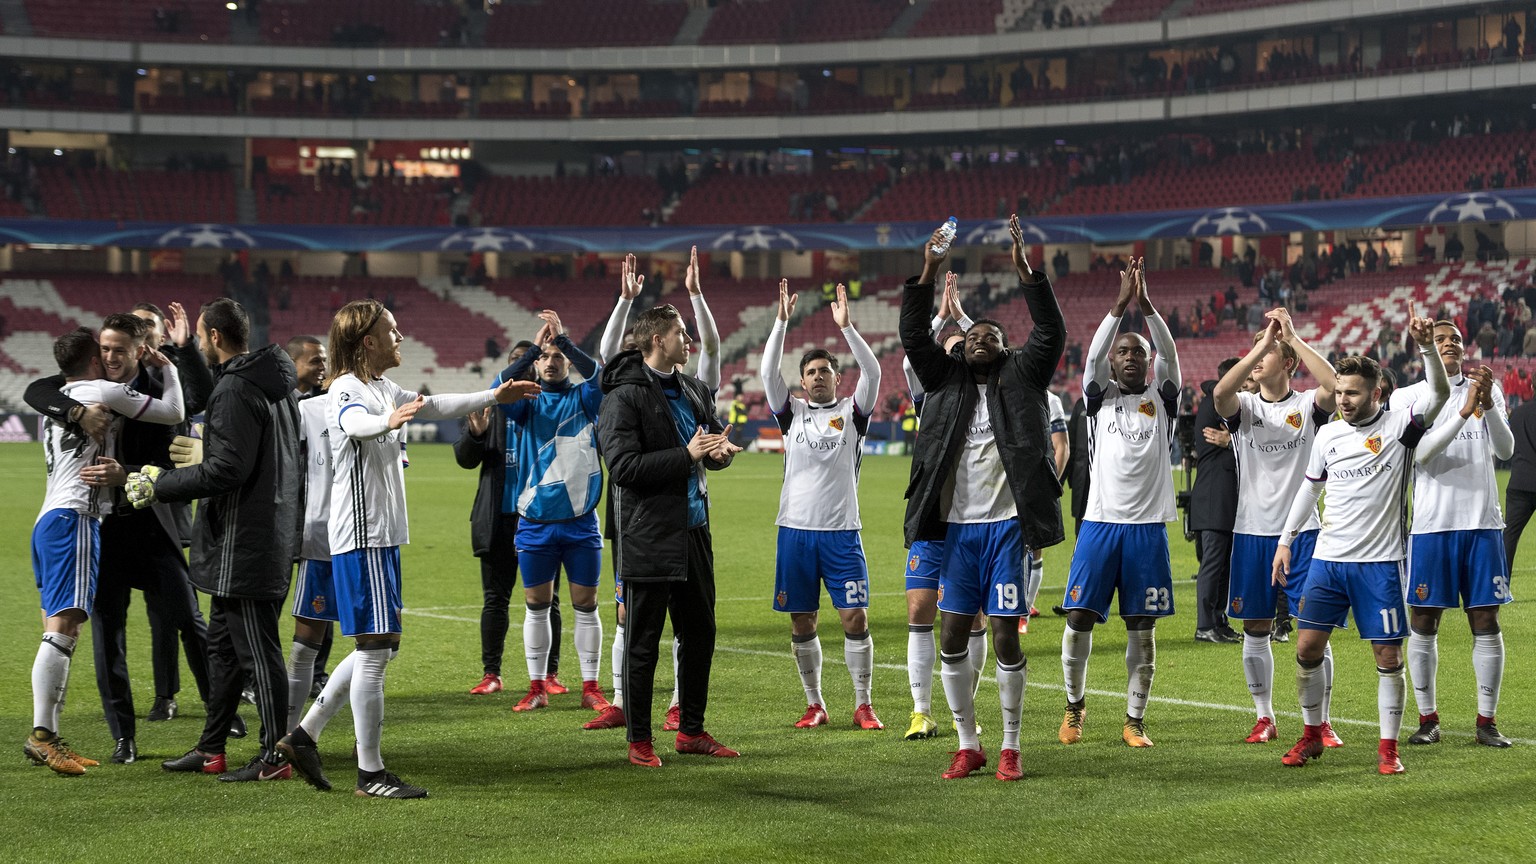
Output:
[1230,389,1325,535]
[1307,406,1425,562]
[942,384,1017,524]
[298,394,333,561]
[39,381,126,520]
[1084,382,1178,524]
[1392,377,1507,533]
[328,374,411,554]
[775,396,867,531]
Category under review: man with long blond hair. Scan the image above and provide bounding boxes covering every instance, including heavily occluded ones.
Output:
[276,299,538,798]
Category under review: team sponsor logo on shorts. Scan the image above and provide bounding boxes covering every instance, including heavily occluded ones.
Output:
[1069,585,1081,603]
[1230,596,1244,614]
[829,416,845,432]
[1364,434,1383,455]
[1415,583,1429,601]
[908,554,919,572]
[775,591,788,608]
[312,594,327,614]
[1138,400,1156,418]
[1285,410,1303,430]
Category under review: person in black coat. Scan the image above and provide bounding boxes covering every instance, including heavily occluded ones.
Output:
[897,217,1063,777]
[134,299,303,781]
[1189,361,1242,644]
[596,304,740,767]
[1504,399,1536,580]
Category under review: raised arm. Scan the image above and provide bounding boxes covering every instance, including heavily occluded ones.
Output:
[1407,310,1450,426]
[166,301,214,415]
[1215,318,1279,418]
[901,226,958,393]
[1139,263,1180,391]
[761,279,793,413]
[110,352,185,424]
[686,246,722,391]
[903,272,962,399]
[602,253,643,363]
[1269,307,1336,413]
[831,283,880,416]
[537,310,597,379]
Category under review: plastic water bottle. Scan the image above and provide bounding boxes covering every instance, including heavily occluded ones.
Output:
[930,216,958,255]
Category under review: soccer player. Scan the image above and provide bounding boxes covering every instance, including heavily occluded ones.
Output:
[277,299,538,798]
[1061,258,1177,749]
[763,279,883,730]
[1391,321,1514,748]
[899,216,1064,780]
[597,303,741,767]
[27,328,184,774]
[498,309,612,718]
[1212,308,1340,745]
[1273,312,1449,774]
[902,274,977,741]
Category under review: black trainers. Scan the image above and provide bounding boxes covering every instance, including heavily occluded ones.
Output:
[240,687,256,706]
[356,769,428,799]
[276,730,332,791]
[1476,722,1513,748]
[1195,628,1241,644]
[1407,718,1441,745]
[147,697,178,722]
[111,737,137,764]
[310,672,329,700]
[229,714,248,739]
[217,755,291,782]
[1270,617,1293,643]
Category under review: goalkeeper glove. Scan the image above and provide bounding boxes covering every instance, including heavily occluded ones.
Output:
[169,434,203,467]
[125,465,162,510]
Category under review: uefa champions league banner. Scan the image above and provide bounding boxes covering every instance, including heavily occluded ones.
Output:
[0,189,1532,253]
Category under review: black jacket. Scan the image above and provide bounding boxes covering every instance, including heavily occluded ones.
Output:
[1066,397,1091,522]
[453,411,513,557]
[1188,380,1237,532]
[899,272,1066,550]
[596,350,730,582]
[154,345,301,600]
[1509,400,1536,492]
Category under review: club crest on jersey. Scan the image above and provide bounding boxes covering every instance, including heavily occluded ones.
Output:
[311,594,327,615]
[1473,406,1484,419]
[1285,410,1303,430]
[1415,583,1429,601]
[1230,596,1244,614]
[1364,434,1383,454]
[776,591,788,608]
[829,415,845,432]
[1138,400,1156,418]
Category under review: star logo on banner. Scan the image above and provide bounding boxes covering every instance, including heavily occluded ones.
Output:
[709,225,801,251]
[517,422,599,515]
[963,219,1049,245]
[1190,208,1269,236]
[1425,193,1520,223]
[155,223,257,248]
[438,228,536,251]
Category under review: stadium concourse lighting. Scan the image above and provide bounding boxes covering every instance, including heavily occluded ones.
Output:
[226,1,237,9]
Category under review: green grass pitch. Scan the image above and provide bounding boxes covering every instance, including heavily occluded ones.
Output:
[1,444,1533,863]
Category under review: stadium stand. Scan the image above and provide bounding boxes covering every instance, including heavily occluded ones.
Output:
[483,0,690,48]
[255,175,450,226]
[667,170,885,226]
[471,175,664,228]
[858,164,1064,222]
[908,0,1005,38]
[25,0,230,42]
[260,0,460,46]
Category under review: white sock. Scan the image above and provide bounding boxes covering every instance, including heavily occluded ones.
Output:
[1242,633,1275,719]
[33,633,75,732]
[669,637,681,708]
[1062,624,1092,704]
[1321,640,1335,722]
[1125,628,1156,721]
[1406,630,1438,717]
[1297,660,1325,727]
[523,604,551,682]
[845,631,873,706]
[1472,632,1505,719]
[968,629,988,699]
[907,624,935,714]
[792,634,823,706]
[1378,664,1406,741]
[351,647,392,773]
[1026,557,1045,610]
[941,651,978,751]
[300,651,355,741]
[574,606,603,684]
[997,658,1026,750]
[610,624,625,709]
[285,640,320,733]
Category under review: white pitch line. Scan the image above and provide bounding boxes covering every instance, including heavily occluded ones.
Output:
[400,608,1534,746]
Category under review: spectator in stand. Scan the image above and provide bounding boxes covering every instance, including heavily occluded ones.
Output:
[1515,147,1529,186]
[1444,234,1465,261]
[485,335,501,360]
[1201,305,1218,337]
[1363,243,1380,273]
[1504,16,1522,58]
[1475,322,1498,360]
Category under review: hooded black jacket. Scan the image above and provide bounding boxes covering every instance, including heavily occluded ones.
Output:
[596,350,730,582]
[899,272,1066,550]
[154,344,301,600]
[454,410,508,558]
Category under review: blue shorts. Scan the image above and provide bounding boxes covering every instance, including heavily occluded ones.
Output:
[774,527,870,612]
[291,558,339,622]
[905,540,943,592]
[517,515,603,589]
[1296,558,1407,641]
[333,547,403,637]
[1228,530,1316,620]
[937,521,1026,617]
[32,509,99,619]
[1408,529,1513,609]
[1064,521,1174,622]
